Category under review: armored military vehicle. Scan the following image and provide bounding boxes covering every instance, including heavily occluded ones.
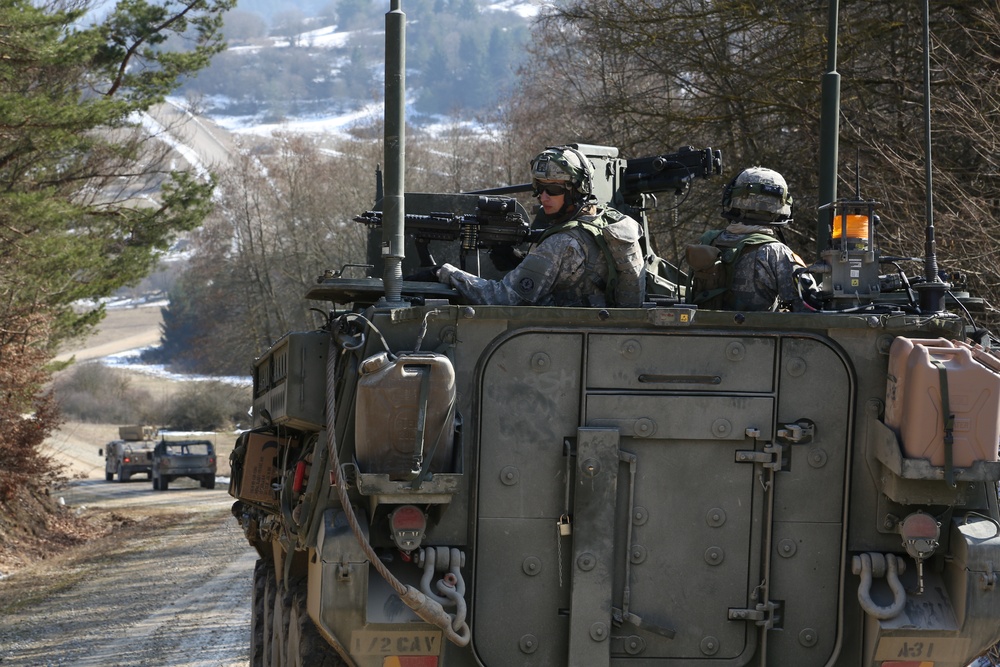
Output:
[99,424,156,482]
[151,438,217,490]
[227,2,1000,666]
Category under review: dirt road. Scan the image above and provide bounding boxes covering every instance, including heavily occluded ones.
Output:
[1,302,258,664]
[0,415,255,667]
[0,478,256,667]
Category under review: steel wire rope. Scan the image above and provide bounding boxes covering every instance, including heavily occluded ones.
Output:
[324,331,471,646]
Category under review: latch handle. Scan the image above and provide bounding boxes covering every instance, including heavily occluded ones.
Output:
[777,419,816,444]
[612,607,677,639]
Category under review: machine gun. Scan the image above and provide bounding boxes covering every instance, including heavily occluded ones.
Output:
[356,145,722,280]
[617,145,722,206]
[355,195,533,274]
[472,145,722,210]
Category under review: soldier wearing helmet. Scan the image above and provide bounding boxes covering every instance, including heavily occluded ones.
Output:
[686,166,817,312]
[424,145,643,307]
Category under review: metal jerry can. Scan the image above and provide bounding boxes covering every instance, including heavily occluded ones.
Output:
[355,351,457,478]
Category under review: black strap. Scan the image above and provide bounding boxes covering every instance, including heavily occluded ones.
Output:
[412,365,431,473]
[931,359,956,487]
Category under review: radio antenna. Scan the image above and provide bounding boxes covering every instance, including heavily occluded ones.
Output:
[855,147,861,198]
[915,0,947,313]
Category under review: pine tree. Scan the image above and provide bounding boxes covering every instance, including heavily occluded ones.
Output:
[0,0,234,471]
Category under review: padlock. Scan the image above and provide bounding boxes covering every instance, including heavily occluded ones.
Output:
[558,514,572,537]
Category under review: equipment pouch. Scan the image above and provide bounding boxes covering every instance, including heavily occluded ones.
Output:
[685,244,721,272]
[685,243,728,307]
[602,218,646,307]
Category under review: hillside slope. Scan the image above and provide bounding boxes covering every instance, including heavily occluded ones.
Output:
[2,305,183,576]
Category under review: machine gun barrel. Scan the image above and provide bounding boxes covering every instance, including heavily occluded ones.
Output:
[355,211,463,242]
[620,146,722,202]
[469,145,722,207]
[354,195,532,269]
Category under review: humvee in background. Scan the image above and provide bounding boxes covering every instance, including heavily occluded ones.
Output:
[151,439,217,491]
[99,425,156,482]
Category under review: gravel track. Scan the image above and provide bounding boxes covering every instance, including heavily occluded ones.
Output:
[0,115,259,665]
[0,484,257,667]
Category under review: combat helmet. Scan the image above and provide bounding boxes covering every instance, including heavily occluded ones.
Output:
[721,167,793,224]
[530,146,594,199]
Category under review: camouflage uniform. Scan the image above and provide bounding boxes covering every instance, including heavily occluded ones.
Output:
[437,214,611,307]
[436,144,645,307]
[714,224,811,312]
[688,166,816,312]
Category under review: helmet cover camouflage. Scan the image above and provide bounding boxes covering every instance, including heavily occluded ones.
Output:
[722,167,793,223]
[530,146,594,196]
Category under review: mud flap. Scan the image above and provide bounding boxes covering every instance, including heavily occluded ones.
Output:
[568,427,620,667]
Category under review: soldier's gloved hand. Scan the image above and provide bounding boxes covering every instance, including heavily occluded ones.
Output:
[488,245,527,272]
[403,265,442,282]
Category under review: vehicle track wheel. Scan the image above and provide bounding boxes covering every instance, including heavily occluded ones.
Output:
[250,560,274,667]
[116,464,125,482]
[261,565,279,666]
[286,590,344,667]
[105,470,114,482]
[270,580,293,666]
[160,475,169,490]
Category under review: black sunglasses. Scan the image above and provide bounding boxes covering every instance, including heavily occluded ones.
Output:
[534,182,569,197]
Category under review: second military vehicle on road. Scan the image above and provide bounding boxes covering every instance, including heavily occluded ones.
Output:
[151,438,217,491]
[100,425,156,482]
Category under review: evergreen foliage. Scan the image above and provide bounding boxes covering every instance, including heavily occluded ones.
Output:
[0,0,234,481]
